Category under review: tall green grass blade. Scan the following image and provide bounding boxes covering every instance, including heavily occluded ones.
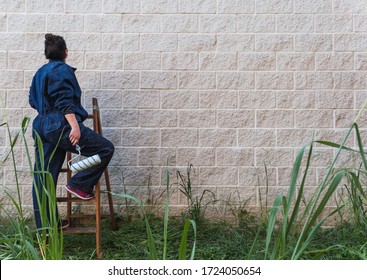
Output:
[353,123,367,171]
[315,141,358,153]
[163,161,170,260]
[265,195,282,259]
[288,142,313,236]
[178,219,197,260]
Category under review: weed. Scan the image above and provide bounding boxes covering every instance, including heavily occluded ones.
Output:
[177,164,216,223]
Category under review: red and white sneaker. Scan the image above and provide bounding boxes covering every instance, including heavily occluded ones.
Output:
[64,185,95,200]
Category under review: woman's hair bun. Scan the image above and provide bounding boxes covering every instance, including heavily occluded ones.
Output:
[45,33,55,43]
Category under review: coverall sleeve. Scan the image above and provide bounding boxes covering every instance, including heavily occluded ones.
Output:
[47,66,76,115]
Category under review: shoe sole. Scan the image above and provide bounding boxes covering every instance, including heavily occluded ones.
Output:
[59,221,70,229]
[64,185,95,200]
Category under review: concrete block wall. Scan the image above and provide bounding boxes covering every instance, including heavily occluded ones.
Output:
[1,0,367,218]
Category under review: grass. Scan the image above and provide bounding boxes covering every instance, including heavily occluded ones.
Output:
[58,215,367,260]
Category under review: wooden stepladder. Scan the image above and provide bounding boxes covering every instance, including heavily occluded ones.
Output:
[57,98,117,259]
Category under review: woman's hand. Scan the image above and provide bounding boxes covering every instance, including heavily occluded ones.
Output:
[64,113,80,146]
[69,125,81,146]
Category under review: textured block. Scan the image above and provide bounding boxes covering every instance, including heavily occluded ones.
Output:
[295,72,333,90]
[0,71,24,89]
[123,90,160,109]
[200,91,237,109]
[179,72,216,89]
[216,148,254,166]
[277,53,315,71]
[256,34,293,52]
[86,52,123,70]
[26,0,64,13]
[101,71,139,89]
[161,129,198,147]
[8,14,45,32]
[140,110,177,127]
[65,0,102,13]
[141,34,177,52]
[140,72,177,89]
[316,91,353,109]
[162,15,198,33]
[277,129,315,147]
[47,15,84,32]
[103,34,140,52]
[124,15,160,33]
[316,53,353,70]
[238,128,276,147]
[239,53,276,71]
[124,52,161,70]
[277,15,314,33]
[0,0,25,12]
[217,110,255,128]
[179,0,216,13]
[256,0,293,13]
[179,34,217,52]
[218,0,255,13]
[199,129,237,147]
[237,15,275,33]
[200,15,236,33]
[8,51,45,70]
[199,167,238,185]
[295,110,333,128]
[141,0,178,13]
[65,33,101,51]
[162,53,199,70]
[122,129,160,147]
[256,110,294,128]
[239,91,276,109]
[255,148,294,167]
[200,53,237,70]
[315,15,353,33]
[256,72,294,90]
[355,53,367,70]
[218,34,255,52]
[177,148,215,166]
[335,34,367,52]
[218,72,254,90]
[161,91,199,109]
[294,0,332,13]
[276,91,315,109]
[179,110,216,127]
[85,15,122,33]
[295,34,332,52]
[334,72,367,90]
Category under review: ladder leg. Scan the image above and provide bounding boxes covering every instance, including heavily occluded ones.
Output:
[104,168,118,230]
[95,181,102,259]
[66,153,72,224]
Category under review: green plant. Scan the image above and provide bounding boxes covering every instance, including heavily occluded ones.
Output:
[0,110,64,259]
[112,161,197,260]
[177,164,216,223]
[261,101,367,260]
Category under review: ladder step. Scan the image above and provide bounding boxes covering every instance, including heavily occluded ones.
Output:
[63,227,96,234]
[69,213,112,219]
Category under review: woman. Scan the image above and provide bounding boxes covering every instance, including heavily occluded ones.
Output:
[29,34,114,229]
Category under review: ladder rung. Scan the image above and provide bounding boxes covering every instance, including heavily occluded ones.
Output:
[69,214,112,219]
[63,227,96,234]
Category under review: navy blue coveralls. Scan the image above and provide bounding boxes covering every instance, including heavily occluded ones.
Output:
[29,60,114,229]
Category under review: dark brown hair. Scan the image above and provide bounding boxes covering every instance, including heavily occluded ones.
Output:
[44,33,67,61]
